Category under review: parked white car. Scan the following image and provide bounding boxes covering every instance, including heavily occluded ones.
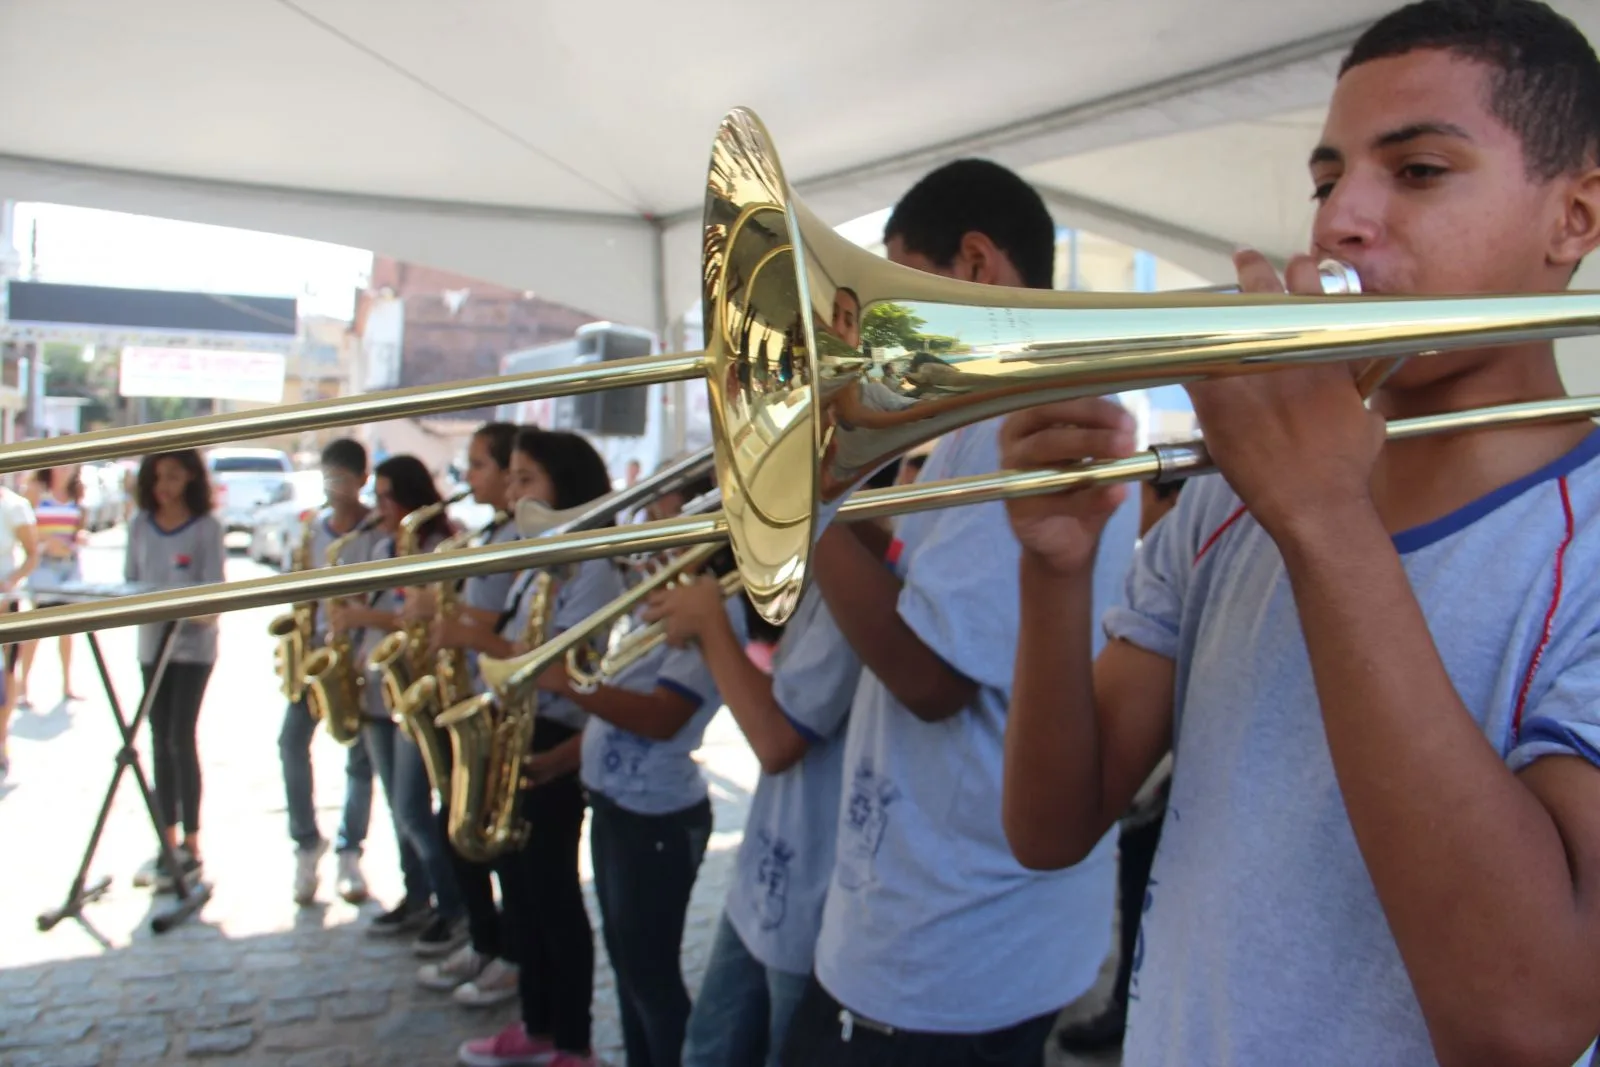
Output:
[207,447,293,534]
[248,470,327,569]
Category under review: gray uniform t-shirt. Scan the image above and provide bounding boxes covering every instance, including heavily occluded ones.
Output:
[460,516,520,689]
[496,558,627,728]
[305,509,384,646]
[726,583,858,976]
[580,597,748,815]
[124,512,225,664]
[813,417,1140,1033]
[1106,436,1600,1067]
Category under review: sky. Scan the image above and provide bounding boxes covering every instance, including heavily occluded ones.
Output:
[9,202,374,321]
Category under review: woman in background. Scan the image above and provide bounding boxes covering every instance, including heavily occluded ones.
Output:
[125,450,225,891]
[20,466,87,705]
[0,484,38,779]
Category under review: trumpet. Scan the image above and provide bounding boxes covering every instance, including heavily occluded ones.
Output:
[565,544,742,693]
[6,104,1600,642]
[476,540,725,709]
[569,570,745,692]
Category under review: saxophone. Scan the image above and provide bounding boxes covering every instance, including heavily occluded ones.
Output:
[268,520,317,702]
[301,513,380,746]
[369,492,466,795]
[435,569,557,862]
[394,509,507,799]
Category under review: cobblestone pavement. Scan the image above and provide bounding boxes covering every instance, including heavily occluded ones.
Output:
[0,529,1117,1066]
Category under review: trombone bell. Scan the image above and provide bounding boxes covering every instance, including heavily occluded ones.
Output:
[701,108,1600,623]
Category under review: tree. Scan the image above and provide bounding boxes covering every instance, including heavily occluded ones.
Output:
[858,302,963,355]
[859,302,927,352]
[42,342,118,428]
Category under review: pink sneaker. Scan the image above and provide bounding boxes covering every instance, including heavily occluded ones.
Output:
[457,1023,556,1067]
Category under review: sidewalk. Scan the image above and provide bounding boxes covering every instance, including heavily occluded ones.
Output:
[0,530,1117,1066]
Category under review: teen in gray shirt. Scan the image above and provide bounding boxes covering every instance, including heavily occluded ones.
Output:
[124,449,224,889]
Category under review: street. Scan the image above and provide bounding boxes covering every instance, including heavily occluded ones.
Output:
[0,526,1114,1066]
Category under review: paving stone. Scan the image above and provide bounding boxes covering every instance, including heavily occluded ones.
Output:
[373,1005,459,1043]
[113,1035,172,1064]
[119,984,200,1014]
[260,1025,330,1053]
[261,997,318,1026]
[7,1041,103,1067]
[3,989,46,1008]
[0,1004,43,1032]
[55,979,126,1008]
[39,1004,103,1029]
[186,1001,256,1030]
[240,949,301,970]
[327,989,390,1021]
[267,969,349,999]
[285,1049,357,1067]
[185,1024,257,1057]
[0,968,44,991]
[99,1015,169,1043]
[0,1019,93,1049]
[346,969,405,992]
[178,952,238,975]
[203,984,262,1007]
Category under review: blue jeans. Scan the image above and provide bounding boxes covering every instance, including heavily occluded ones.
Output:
[590,792,712,1067]
[683,912,809,1067]
[363,718,463,918]
[279,699,373,853]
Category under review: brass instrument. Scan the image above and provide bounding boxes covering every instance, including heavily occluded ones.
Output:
[9,105,1600,642]
[302,513,381,746]
[268,519,317,703]
[367,491,469,714]
[567,566,744,693]
[394,508,510,798]
[369,491,468,795]
[435,570,558,861]
[477,541,724,706]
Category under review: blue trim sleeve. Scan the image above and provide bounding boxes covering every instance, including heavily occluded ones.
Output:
[1514,715,1600,770]
[780,709,824,746]
[656,677,704,710]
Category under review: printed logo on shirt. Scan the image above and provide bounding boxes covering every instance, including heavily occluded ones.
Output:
[1129,804,1174,1003]
[836,759,900,891]
[600,731,653,786]
[173,553,193,571]
[886,538,905,569]
[753,830,795,930]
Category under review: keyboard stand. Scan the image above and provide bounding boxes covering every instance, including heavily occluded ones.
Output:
[36,620,211,934]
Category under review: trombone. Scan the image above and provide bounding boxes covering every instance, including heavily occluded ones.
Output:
[2,103,1600,639]
[476,541,727,704]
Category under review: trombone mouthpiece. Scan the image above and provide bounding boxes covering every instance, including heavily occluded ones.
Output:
[1316,259,1362,295]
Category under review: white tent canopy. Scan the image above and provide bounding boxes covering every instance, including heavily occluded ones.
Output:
[4,0,1600,384]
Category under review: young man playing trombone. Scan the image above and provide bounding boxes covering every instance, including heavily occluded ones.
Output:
[1001,2,1600,1063]
[781,160,1141,1066]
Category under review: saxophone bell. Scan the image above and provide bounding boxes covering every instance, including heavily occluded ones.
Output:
[268,520,318,703]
